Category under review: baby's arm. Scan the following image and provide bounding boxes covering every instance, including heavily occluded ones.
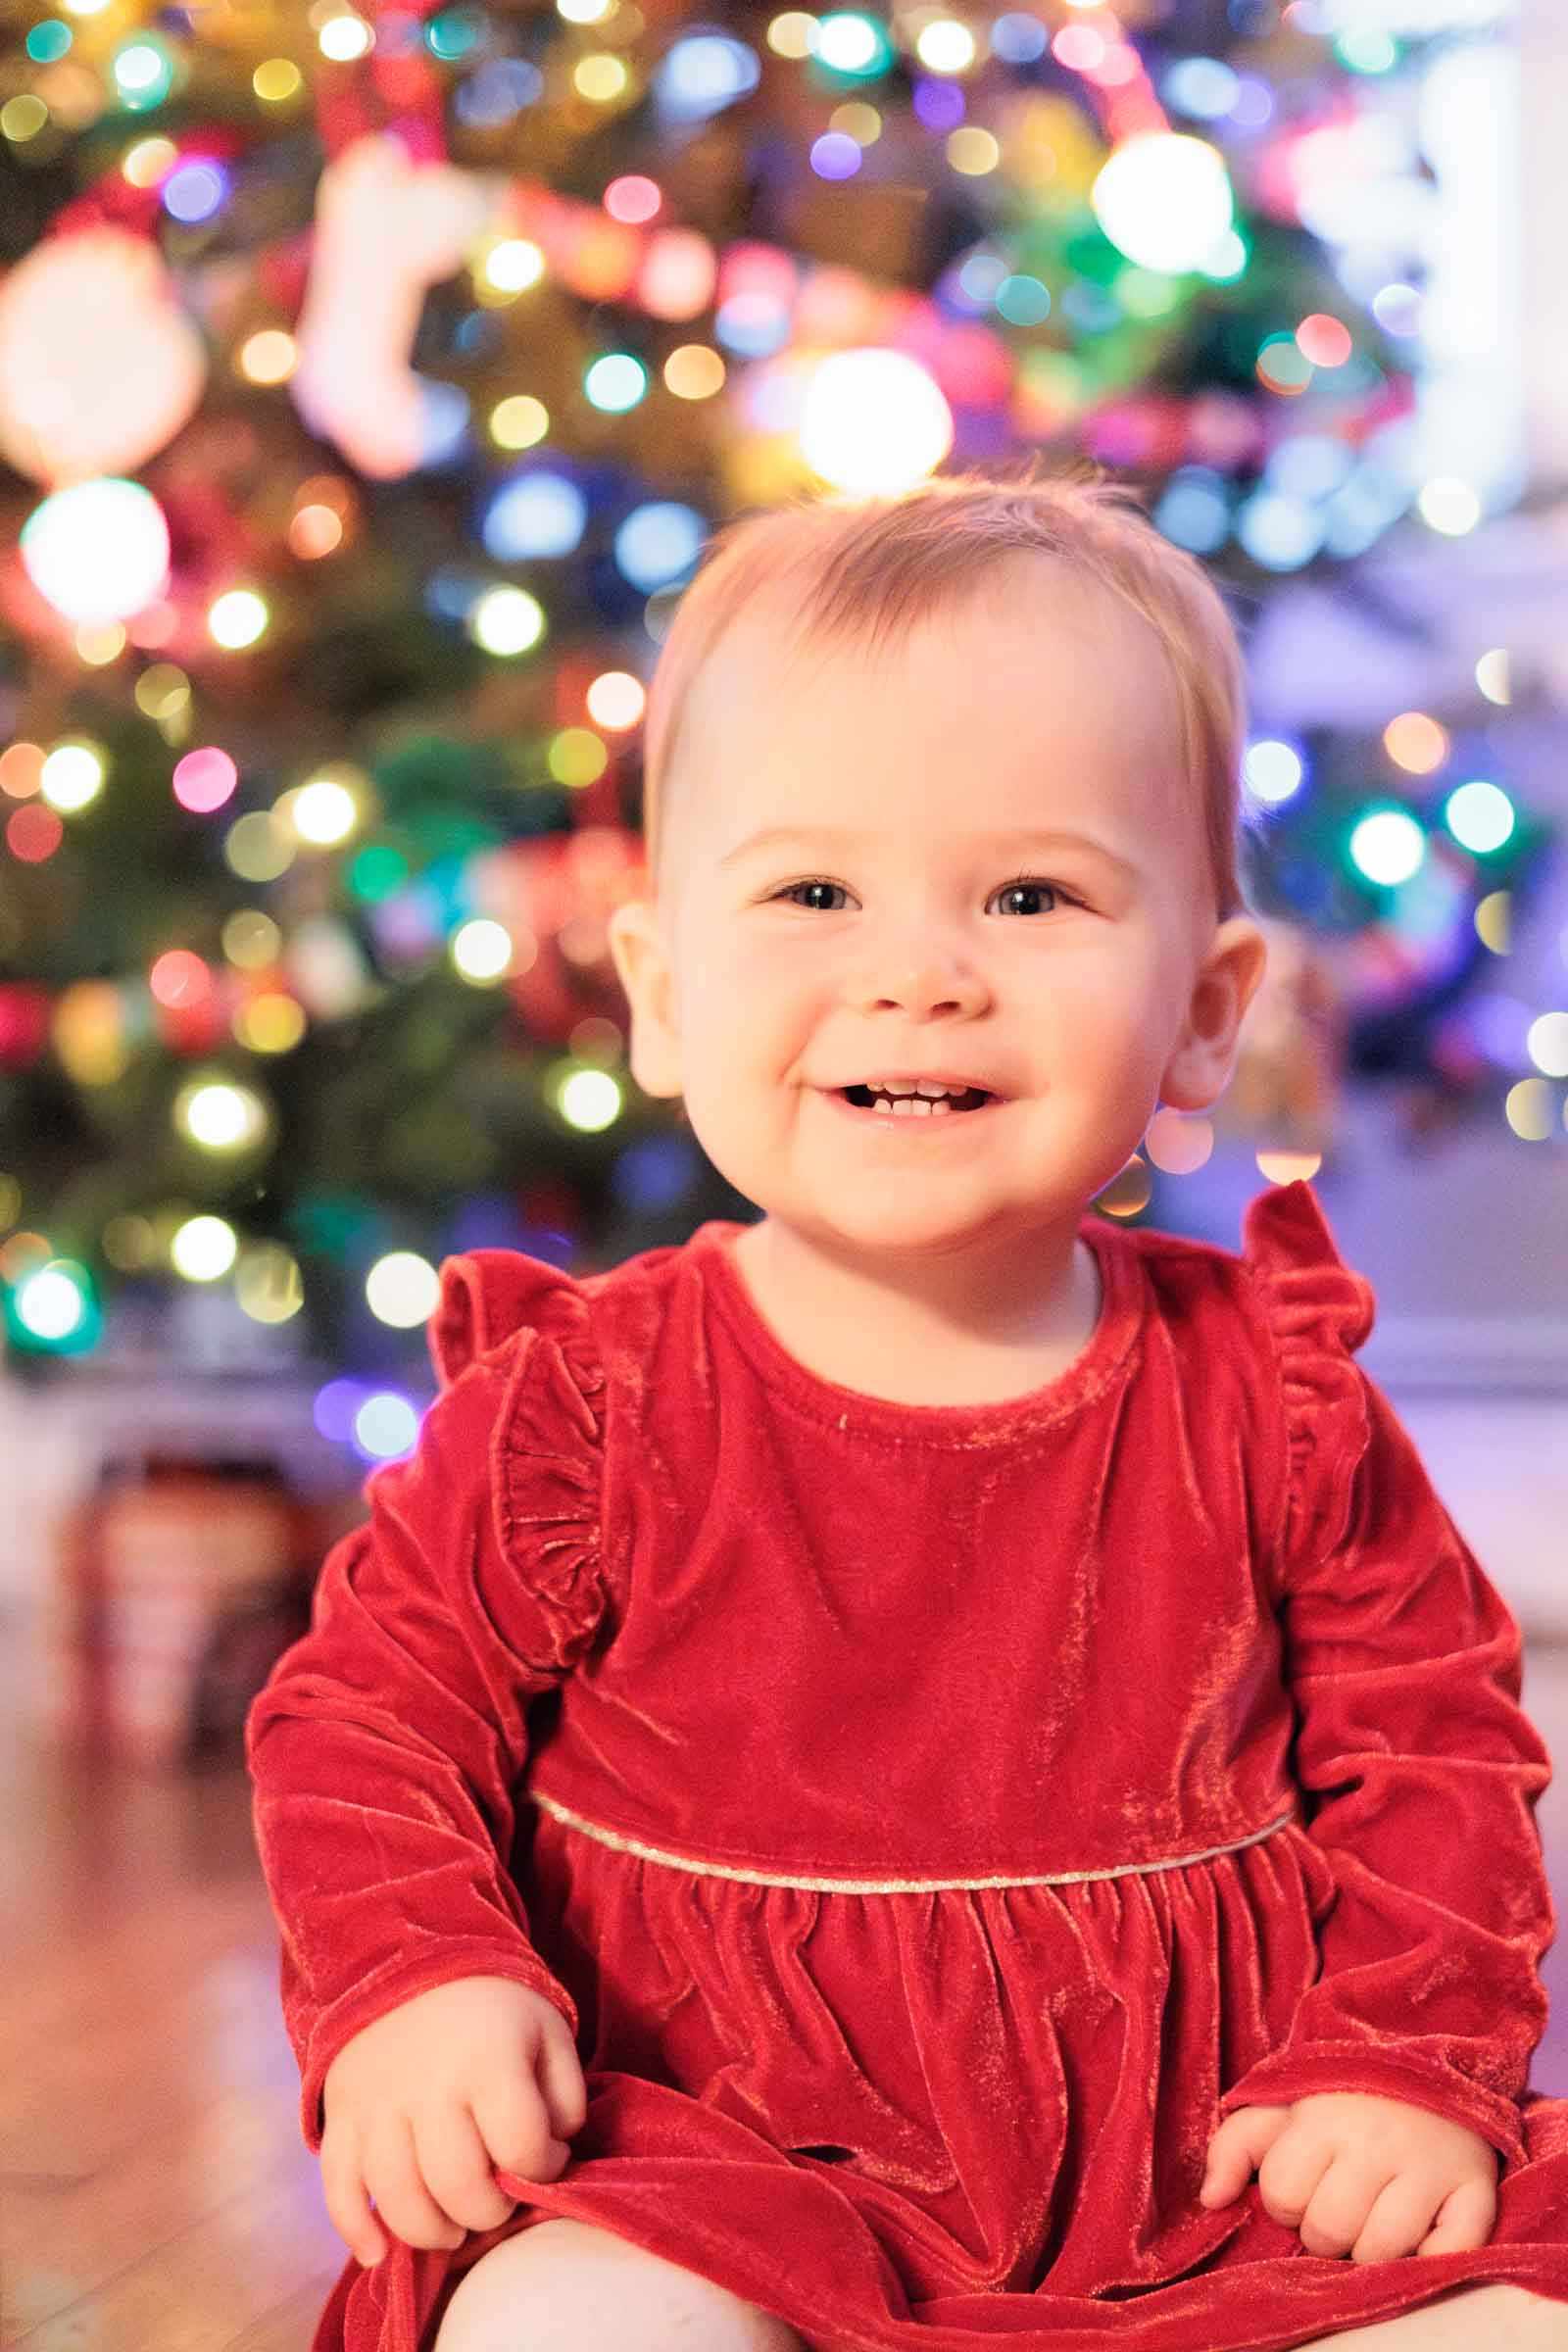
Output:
[245,1328,606,2177]
[1215,1367,1553,2175]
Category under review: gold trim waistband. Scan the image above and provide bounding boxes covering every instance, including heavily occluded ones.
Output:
[528,1789,1300,1893]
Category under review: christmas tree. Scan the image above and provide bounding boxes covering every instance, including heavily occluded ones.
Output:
[0,0,1555,1449]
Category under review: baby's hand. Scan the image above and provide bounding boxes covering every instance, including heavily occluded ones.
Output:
[319,1975,588,2268]
[1200,2092,1497,2262]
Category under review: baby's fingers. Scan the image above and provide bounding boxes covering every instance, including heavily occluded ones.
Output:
[363,2115,466,2254]
[415,2101,519,2236]
[1415,2178,1498,2259]
[470,2066,571,2187]
[1200,2105,1293,2208]
[319,2128,388,2270]
[533,2011,589,2138]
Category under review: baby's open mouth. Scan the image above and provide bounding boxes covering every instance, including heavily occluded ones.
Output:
[838,1084,995,1116]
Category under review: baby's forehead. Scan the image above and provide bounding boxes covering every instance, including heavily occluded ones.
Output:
[688,571,1172,767]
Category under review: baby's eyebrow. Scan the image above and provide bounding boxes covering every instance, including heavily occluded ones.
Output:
[718,825,1141,883]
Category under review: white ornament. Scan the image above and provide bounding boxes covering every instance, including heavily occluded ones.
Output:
[291,133,499,479]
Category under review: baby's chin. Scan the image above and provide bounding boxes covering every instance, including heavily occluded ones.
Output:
[744,1188,1064,1265]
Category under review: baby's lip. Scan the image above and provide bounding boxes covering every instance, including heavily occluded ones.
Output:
[823,1076,1007,1098]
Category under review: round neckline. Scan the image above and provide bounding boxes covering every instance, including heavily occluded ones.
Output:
[693,1213,1144,1444]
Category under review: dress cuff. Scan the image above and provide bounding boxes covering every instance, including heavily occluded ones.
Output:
[1217,2041,1527,2172]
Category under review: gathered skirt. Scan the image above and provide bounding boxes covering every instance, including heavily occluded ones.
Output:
[309,1794,1568,2352]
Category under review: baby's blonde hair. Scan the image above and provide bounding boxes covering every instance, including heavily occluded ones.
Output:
[639,456,1258,925]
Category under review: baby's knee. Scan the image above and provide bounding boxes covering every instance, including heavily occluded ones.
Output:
[430,2215,807,2352]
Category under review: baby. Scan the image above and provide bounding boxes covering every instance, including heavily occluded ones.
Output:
[247,463,1568,2352]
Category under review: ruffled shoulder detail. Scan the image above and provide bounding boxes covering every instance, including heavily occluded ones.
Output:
[430,1249,609,1671]
[430,1247,592,1389]
[1242,1180,1378,1575]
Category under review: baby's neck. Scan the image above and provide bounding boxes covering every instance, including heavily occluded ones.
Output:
[727,1217,1103,1408]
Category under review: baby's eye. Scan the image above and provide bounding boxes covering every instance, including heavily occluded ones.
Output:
[991,874,1073,917]
[770,875,1076,915]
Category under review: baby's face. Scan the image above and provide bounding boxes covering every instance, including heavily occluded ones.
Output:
[612,561,1258,1256]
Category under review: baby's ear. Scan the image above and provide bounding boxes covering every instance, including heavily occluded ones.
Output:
[606,897,685,1100]
[1158,915,1270,1114]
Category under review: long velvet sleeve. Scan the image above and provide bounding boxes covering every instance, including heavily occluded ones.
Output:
[1216,1184,1555,2172]
[244,1255,608,2153]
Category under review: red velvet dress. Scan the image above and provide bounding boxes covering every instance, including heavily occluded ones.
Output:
[246,1180,1568,2352]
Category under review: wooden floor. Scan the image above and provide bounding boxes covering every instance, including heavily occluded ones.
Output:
[4,1621,1568,2352]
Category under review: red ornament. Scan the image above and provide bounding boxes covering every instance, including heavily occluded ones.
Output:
[0,982,51,1069]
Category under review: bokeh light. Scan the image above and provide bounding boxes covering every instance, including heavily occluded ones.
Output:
[1349,808,1426,889]
[1526,1012,1568,1079]
[1443,780,1514,856]
[355,1391,421,1461]
[21,479,171,624]
[1093,133,1233,274]
[1244,740,1306,806]
[451,918,514,982]
[175,1078,269,1152]
[557,1064,623,1132]
[172,748,239,813]
[1383,712,1448,776]
[799,349,954,493]
[469,585,547,656]
[171,1214,238,1280]
[39,742,105,813]
[366,1250,441,1328]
